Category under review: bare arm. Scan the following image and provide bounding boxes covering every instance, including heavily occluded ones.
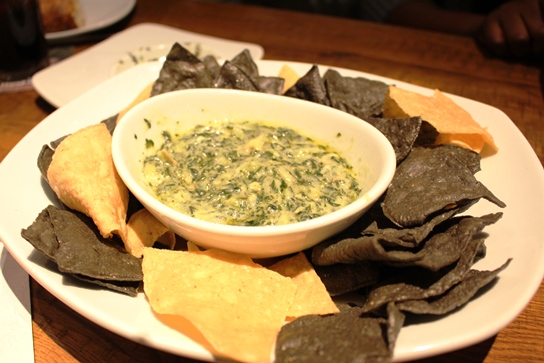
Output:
[384,0,544,58]
[476,0,544,57]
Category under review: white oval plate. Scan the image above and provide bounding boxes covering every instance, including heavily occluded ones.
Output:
[110,42,224,76]
[3,60,544,362]
[33,23,265,108]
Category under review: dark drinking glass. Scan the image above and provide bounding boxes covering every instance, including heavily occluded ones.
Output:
[0,0,48,82]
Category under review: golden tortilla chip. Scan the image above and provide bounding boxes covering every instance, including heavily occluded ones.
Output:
[269,252,339,319]
[122,208,175,258]
[383,86,497,154]
[278,64,300,94]
[142,248,297,363]
[186,241,201,252]
[116,82,153,123]
[47,123,129,238]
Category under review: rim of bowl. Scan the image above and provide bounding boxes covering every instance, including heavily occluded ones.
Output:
[112,88,396,237]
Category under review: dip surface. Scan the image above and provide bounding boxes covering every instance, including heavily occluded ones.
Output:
[143,120,361,226]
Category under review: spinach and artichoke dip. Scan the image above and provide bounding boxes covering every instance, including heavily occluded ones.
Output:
[143,120,361,226]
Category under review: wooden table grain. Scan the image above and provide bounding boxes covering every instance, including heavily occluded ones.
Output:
[1,0,543,362]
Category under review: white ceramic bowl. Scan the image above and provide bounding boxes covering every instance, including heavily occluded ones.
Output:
[112,88,396,258]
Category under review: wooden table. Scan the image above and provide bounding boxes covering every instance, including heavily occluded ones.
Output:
[1,0,543,362]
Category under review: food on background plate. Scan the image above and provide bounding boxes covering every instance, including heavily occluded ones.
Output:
[22,43,511,362]
[112,43,224,76]
[143,120,361,226]
[39,0,84,33]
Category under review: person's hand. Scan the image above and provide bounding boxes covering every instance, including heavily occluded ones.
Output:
[476,0,544,58]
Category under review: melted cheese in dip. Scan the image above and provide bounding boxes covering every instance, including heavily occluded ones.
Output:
[143,120,361,226]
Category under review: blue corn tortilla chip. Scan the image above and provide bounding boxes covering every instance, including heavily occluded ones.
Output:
[227,49,284,94]
[362,207,464,249]
[275,302,404,363]
[395,259,511,315]
[312,211,499,270]
[312,231,424,267]
[364,116,422,163]
[406,213,502,271]
[71,274,140,296]
[21,205,142,296]
[284,64,331,106]
[151,42,215,96]
[361,236,487,312]
[229,48,260,80]
[151,44,283,94]
[37,144,54,182]
[383,145,505,228]
[214,60,285,94]
[214,60,259,91]
[323,68,388,118]
[255,75,285,94]
[313,261,382,296]
[311,207,469,267]
[201,54,221,79]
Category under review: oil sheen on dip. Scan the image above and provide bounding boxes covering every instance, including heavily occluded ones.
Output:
[143,120,361,226]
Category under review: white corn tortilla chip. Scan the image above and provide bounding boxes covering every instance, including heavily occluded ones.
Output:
[47,123,128,238]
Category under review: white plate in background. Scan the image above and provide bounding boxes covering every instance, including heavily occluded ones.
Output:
[34,23,265,107]
[45,0,137,40]
[6,60,544,362]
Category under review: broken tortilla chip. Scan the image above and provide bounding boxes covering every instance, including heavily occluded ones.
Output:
[269,252,339,319]
[122,208,175,258]
[186,241,201,252]
[142,248,297,363]
[46,123,129,238]
[116,81,153,123]
[278,64,300,94]
[383,86,497,154]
